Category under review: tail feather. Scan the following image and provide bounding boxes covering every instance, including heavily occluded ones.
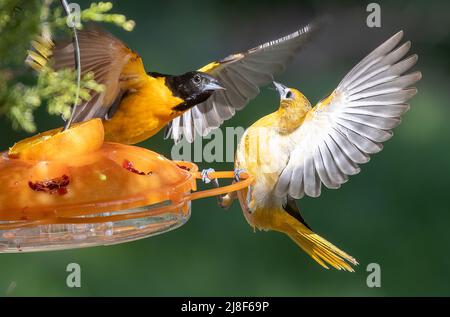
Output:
[275,211,358,272]
[26,36,54,71]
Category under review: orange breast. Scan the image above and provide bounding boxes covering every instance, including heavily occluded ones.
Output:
[103,77,184,144]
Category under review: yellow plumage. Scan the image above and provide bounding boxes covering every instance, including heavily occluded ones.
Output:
[103,76,184,144]
[235,88,358,271]
[26,23,320,145]
[25,29,223,144]
[233,31,420,271]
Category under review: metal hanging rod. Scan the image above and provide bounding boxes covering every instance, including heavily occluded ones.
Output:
[60,0,81,131]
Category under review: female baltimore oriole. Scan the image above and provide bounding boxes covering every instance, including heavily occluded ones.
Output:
[219,31,421,271]
[27,23,318,144]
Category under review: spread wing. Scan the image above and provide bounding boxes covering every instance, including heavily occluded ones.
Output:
[275,31,422,199]
[51,28,146,122]
[165,22,319,143]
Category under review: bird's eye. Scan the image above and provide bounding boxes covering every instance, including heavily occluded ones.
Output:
[193,74,202,85]
[286,91,293,99]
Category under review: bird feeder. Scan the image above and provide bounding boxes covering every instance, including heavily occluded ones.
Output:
[0,119,252,252]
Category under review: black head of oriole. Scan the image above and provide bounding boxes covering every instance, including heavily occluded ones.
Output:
[148,71,224,113]
[27,22,319,144]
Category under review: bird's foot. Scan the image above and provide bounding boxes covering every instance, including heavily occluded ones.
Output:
[202,168,230,208]
[201,168,219,187]
[234,168,247,182]
[233,168,253,208]
[217,192,236,209]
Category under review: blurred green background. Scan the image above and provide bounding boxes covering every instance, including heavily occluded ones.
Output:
[1,0,450,296]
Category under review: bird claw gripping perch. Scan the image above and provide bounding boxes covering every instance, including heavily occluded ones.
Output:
[199,168,253,210]
[234,168,246,182]
[201,168,219,187]
[201,168,229,208]
[234,168,252,207]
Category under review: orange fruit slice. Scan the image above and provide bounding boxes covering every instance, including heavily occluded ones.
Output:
[8,119,105,161]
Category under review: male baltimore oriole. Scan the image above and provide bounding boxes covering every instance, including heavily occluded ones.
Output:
[222,31,421,271]
[27,23,318,144]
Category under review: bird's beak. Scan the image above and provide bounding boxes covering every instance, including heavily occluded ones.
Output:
[273,81,288,99]
[204,79,226,92]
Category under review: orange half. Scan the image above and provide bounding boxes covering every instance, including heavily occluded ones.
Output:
[8,119,104,161]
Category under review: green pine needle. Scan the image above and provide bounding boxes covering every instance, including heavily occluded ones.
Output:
[0,0,134,133]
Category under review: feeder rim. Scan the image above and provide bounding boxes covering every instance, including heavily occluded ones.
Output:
[0,169,254,230]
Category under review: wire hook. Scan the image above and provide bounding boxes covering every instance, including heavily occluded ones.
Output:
[60,0,81,131]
